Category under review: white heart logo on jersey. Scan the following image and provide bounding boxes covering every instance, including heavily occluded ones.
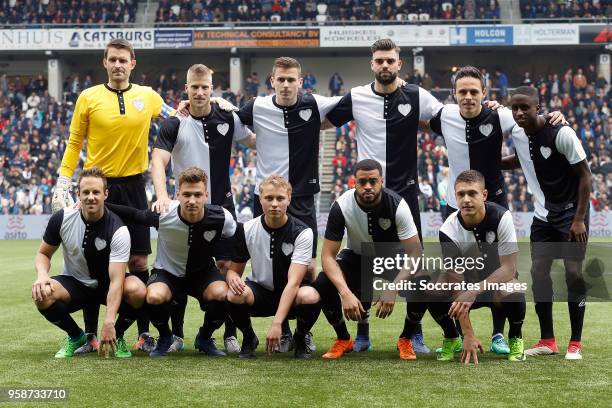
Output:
[379,218,391,230]
[281,242,294,256]
[299,109,312,121]
[479,123,493,137]
[132,99,145,112]
[486,231,495,244]
[398,104,411,116]
[217,123,229,136]
[203,230,217,242]
[94,237,107,251]
[540,146,552,159]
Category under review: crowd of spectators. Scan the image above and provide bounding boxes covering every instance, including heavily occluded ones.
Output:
[521,0,610,21]
[0,0,137,26]
[1,65,610,216]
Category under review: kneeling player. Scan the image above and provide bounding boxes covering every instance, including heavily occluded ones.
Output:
[314,159,423,360]
[226,176,320,359]
[32,168,146,358]
[106,167,236,357]
[430,170,526,363]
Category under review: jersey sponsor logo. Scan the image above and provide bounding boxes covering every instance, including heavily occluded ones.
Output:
[486,231,496,244]
[379,218,391,230]
[281,242,294,256]
[94,237,107,251]
[479,123,493,136]
[298,108,312,121]
[217,123,229,136]
[203,230,217,242]
[540,146,552,159]
[308,178,317,184]
[398,103,411,116]
[132,99,145,112]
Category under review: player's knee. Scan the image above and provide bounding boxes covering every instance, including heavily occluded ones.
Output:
[128,255,148,272]
[124,277,146,307]
[226,289,248,305]
[34,297,55,310]
[146,289,168,305]
[204,281,228,302]
[295,286,320,305]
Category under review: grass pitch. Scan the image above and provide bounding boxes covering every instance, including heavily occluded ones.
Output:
[1,240,611,407]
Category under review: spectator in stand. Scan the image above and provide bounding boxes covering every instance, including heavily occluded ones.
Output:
[332,151,347,169]
[329,72,344,96]
[303,72,316,93]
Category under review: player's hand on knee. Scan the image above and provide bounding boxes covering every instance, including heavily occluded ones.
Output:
[461,335,484,365]
[99,320,118,358]
[265,322,282,354]
[449,301,472,319]
[341,291,365,321]
[51,176,73,213]
[226,271,246,296]
[374,289,396,319]
[152,197,172,214]
[211,97,238,112]
[32,277,54,302]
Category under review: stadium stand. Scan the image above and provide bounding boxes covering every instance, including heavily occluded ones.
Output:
[0,0,137,25]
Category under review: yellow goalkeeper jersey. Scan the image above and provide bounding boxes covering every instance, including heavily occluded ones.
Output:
[60,83,174,178]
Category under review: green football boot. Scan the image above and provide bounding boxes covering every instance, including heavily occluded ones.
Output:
[114,337,132,358]
[436,337,462,361]
[55,333,86,358]
[508,338,526,362]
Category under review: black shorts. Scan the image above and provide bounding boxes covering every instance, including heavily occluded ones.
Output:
[245,280,302,318]
[399,187,422,242]
[214,196,237,262]
[52,275,108,313]
[106,173,150,256]
[530,212,589,260]
[148,268,225,310]
[254,194,318,258]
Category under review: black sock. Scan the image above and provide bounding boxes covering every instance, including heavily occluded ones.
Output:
[227,301,255,341]
[131,270,150,334]
[281,319,292,336]
[535,302,554,339]
[294,303,321,336]
[39,300,82,338]
[170,297,186,339]
[357,309,370,337]
[428,302,459,339]
[321,307,350,340]
[198,301,226,340]
[115,302,138,339]
[491,305,506,336]
[454,318,464,337]
[501,294,526,339]
[568,301,586,342]
[223,317,237,339]
[400,303,426,339]
[148,302,171,337]
[82,303,100,334]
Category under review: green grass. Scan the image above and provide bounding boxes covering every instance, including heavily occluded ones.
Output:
[1,240,611,407]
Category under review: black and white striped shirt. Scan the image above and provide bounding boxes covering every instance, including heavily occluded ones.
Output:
[106,201,236,278]
[232,215,313,292]
[155,105,250,205]
[43,207,131,288]
[325,188,418,255]
[430,105,515,209]
[511,122,587,222]
[439,202,518,282]
[237,93,340,196]
[326,83,443,196]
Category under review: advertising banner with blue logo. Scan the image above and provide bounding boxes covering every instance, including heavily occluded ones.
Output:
[155,29,193,48]
[449,25,513,46]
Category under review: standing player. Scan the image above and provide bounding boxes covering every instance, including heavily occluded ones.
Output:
[429,170,526,363]
[52,39,176,353]
[32,168,146,358]
[426,66,565,354]
[323,38,443,352]
[504,87,591,360]
[105,167,237,357]
[151,64,255,354]
[236,57,340,352]
[225,176,320,359]
[314,159,423,360]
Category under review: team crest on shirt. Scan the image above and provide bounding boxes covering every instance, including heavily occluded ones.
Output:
[379,218,391,230]
[217,123,229,136]
[398,104,411,116]
[203,230,217,242]
[94,237,107,251]
[299,109,312,121]
[486,231,496,244]
[479,123,493,137]
[281,242,294,256]
[132,99,145,112]
[540,146,552,159]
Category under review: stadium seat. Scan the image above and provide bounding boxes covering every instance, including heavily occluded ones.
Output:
[317,4,328,15]
[407,13,418,22]
[270,14,282,22]
[419,13,430,21]
[316,14,328,23]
